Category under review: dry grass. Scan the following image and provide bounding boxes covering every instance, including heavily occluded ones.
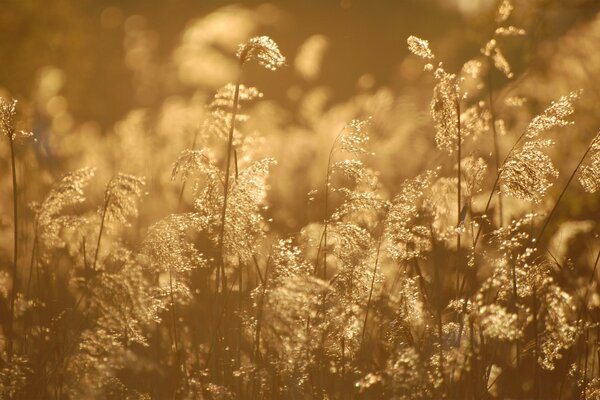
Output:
[2,1,600,398]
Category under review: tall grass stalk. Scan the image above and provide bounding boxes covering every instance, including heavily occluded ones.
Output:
[217,69,242,295]
[93,193,110,270]
[359,225,384,355]
[488,71,504,227]
[315,127,344,278]
[455,100,462,302]
[7,132,18,361]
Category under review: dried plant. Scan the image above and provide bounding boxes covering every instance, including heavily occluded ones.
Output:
[2,8,600,399]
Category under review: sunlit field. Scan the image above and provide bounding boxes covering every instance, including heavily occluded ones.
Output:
[2,0,600,398]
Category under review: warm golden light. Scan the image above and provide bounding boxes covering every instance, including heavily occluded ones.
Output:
[1,1,600,398]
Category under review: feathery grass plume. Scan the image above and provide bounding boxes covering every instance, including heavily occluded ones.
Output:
[324,222,383,373]
[505,95,527,107]
[0,98,32,141]
[65,247,159,399]
[584,379,600,400]
[480,215,538,304]
[314,124,385,375]
[461,59,483,80]
[329,222,374,291]
[407,36,435,60]
[237,36,286,70]
[172,149,220,185]
[331,187,385,226]
[0,355,28,399]
[327,119,377,222]
[485,0,527,81]
[65,327,132,398]
[92,173,145,272]
[221,158,276,262]
[385,272,427,345]
[36,167,96,259]
[385,170,437,261]
[425,177,460,240]
[251,239,327,392]
[267,238,313,287]
[461,156,487,198]
[142,214,206,305]
[322,149,387,369]
[486,214,578,371]
[0,97,18,138]
[103,173,146,225]
[260,274,329,391]
[205,84,263,145]
[330,158,384,227]
[498,92,578,202]
[496,0,514,23]
[537,282,577,370]
[481,39,514,79]
[578,133,600,192]
[500,139,558,203]
[211,84,263,110]
[331,159,377,187]
[478,304,521,341]
[490,212,538,254]
[430,67,461,153]
[495,26,526,36]
[378,346,436,398]
[172,149,223,228]
[204,383,235,400]
[340,118,371,155]
[526,91,579,139]
[316,117,372,276]
[460,101,490,141]
[87,247,163,345]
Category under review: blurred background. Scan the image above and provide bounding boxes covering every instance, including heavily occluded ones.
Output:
[2,0,600,238]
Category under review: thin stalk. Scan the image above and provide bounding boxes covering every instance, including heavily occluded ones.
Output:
[359,227,383,354]
[432,229,445,393]
[472,130,528,249]
[322,175,330,279]
[455,100,462,303]
[7,134,18,360]
[435,269,445,394]
[511,254,520,369]
[93,193,110,270]
[532,284,539,400]
[237,258,242,374]
[23,231,38,352]
[316,146,334,277]
[26,231,37,302]
[454,127,529,334]
[217,66,243,294]
[314,127,345,277]
[584,327,589,400]
[536,132,599,241]
[488,70,504,227]
[206,269,241,364]
[252,255,271,398]
[168,266,182,393]
[177,125,201,208]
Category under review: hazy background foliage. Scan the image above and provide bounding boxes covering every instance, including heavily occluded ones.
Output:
[2,0,600,398]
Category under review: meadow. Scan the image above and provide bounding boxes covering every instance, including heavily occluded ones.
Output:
[2,0,600,398]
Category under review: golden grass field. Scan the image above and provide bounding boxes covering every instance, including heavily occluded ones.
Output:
[2,0,600,398]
